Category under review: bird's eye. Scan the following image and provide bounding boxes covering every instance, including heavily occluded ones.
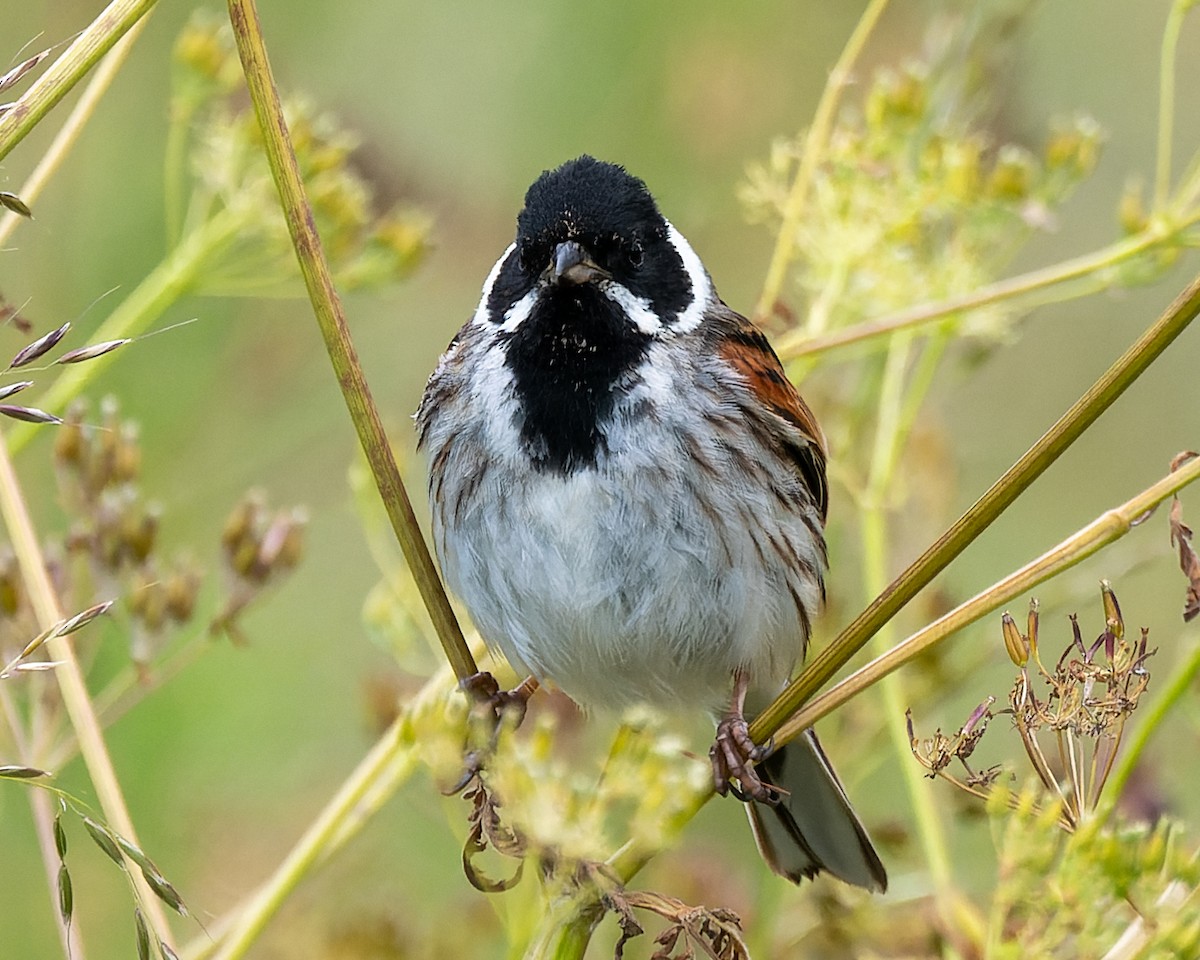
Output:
[626,241,644,270]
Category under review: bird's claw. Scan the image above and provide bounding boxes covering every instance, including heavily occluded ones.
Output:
[710,715,783,805]
[445,672,539,794]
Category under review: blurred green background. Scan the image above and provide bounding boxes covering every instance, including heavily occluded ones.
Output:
[2,1,1199,956]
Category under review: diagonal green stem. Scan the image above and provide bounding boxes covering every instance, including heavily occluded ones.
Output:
[750,266,1200,745]
[0,0,159,164]
[773,221,1180,361]
[223,0,475,680]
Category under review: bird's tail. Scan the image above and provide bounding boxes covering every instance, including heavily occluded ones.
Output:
[745,728,887,891]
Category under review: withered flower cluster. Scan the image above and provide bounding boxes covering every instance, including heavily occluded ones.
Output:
[909,582,1154,830]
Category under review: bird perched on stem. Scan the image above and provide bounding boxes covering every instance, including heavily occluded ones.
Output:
[417,155,886,891]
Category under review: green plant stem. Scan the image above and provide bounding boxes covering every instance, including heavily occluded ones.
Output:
[0,15,149,246]
[754,0,891,323]
[225,0,476,684]
[774,454,1200,745]
[1091,634,1200,829]
[0,0,159,164]
[863,331,956,919]
[774,220,1185,361]
[0,436,175,946]
[5,204,248,454]
[1155,0,1190,208]
[750,265,1200,746]
[195,712,419,960]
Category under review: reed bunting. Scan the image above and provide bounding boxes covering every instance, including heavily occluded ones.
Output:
[417,156,886,891]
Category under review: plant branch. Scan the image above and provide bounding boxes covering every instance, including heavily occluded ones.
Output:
[0,436,175,946]
[0,0,159,164]
[1155,0,1190,209]
[224,0,476,683]
[0,14,149,246]
[753,0,891,324]
[750,265,1200,744]
[773,454,1200,747]
[773,222,1180,361]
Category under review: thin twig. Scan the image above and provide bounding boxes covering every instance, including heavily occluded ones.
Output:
[224,0,476,684]
[773,221,1184,361]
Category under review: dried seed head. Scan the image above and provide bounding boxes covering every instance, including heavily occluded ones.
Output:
[0,404,62,424]
[9,321,69,368]
[54,339,131,365]
[134,907,151,960]
[53,406,85,466]
[0,191,32,218]
[0,47,51,93]
[82,817,125,867]
[1002,612,1028,667]
[55,600,115,637]
[57,864,73,925]
[53,815,68,859]
[0,764,50,779]
[1100,580,1124,640]
[0,380,33,401]
[1026,598,1040,662]
[165,569,201,622]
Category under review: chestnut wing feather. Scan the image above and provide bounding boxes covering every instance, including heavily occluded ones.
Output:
[710,307,828,520]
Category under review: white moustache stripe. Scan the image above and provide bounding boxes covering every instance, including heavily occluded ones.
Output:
[666,222,712,334]
[600,281,662,335]
[472,242,516,327]
[499,289,538,332]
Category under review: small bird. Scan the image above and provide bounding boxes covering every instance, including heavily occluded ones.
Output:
[416,156,886,891]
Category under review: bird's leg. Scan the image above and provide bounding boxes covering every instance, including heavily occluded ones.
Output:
[447,672,541,795]
[709,668,781,804]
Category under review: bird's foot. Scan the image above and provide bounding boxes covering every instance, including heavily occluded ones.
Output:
[445,672,539,795]
[709,715,782,805]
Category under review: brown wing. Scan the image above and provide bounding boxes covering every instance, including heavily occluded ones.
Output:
[711,307,829,520]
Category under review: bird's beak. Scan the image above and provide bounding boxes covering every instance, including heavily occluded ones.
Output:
[551,240,610,285]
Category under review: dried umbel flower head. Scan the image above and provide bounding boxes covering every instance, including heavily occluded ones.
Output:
[910,583,1154,830]
[212,491,307,643]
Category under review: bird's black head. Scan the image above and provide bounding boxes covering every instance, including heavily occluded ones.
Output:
[484,156,693,327]
[479,157,712,475]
